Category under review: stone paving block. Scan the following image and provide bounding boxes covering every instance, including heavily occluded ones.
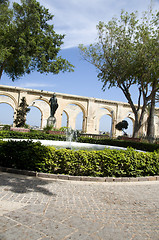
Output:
[156,176,159,180]
[113,178,122,182]
[148,176,157,181]
[138,177,149,181]
[121,177,130,182]
[0,216,17,232]
[105,177,115,182]
[68,175,81,181]
[44,208,73,222]
[80,176,96,181]
[32,219,76,239]
[64,231,96,240]
[0,224,45,240]
[6,208,46,227]
[64,215,103,234]
[57,175,69,180]
[92,177,105,182]
[129,177,139,182]
[37,172,59,179]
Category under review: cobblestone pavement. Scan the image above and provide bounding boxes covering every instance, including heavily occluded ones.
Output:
[0,172,159,240]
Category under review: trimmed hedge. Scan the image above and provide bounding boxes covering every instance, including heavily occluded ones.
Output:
[1,130,159,152]
[78,136,159,152]
[0,130,66,141]
[0,140,159,177]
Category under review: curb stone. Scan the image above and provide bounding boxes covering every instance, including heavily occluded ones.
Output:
[0,166,159,182]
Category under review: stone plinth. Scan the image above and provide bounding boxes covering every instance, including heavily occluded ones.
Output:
[47,116,56,128]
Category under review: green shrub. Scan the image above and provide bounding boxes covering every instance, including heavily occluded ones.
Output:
[0,130,159,152]
[78,136,159,152]
[0,141,159,177]
[0,140,53,171]
[0,130,66,141]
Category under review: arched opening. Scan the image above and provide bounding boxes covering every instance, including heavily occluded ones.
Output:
[0,103,14,125]
[98,108,112,135]
[61,111,69,128]
[26,106,42,129]
[76,111,83,131]
[63,103,84,131]
[99,114,112,135]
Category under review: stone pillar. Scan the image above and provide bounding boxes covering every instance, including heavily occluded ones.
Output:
[85,99,97,134]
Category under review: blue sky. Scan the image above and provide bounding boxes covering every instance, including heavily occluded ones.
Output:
[0,0,159,134]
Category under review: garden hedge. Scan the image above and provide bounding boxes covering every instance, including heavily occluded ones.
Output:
[78,136,159,152]
[0,140,159,177]
[0,130,66,141]
[0,130,159,152]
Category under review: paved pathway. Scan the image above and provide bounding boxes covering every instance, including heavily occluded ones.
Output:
[0,172,159,240]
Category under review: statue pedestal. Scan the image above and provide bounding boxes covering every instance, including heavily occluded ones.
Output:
[47,116,56,128]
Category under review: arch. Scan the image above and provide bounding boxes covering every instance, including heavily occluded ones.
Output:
[96,107,114,135]
[99,114,112,135]
[62,101,87,119]
[75,111,83,131]
[0,102,14,125]
[0,94,17,110]
[63,103,85,131]
[62,110,69,128]
[26,106,42,129]
[27,97,50,106]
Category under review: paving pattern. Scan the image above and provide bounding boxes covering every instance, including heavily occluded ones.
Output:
[0,172,159,240]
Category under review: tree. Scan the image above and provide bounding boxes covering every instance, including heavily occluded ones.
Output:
[115,120,128,136]
[79,10,159,138]
[135,11,159,142]
[0,0,74,81]
[14,97,30,127]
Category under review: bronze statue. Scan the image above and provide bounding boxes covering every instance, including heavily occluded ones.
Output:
[49,93,58,117]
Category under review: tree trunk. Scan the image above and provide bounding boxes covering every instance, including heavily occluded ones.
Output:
[0,64,4,80]
[147,83,156,143]
[133,115,141,138]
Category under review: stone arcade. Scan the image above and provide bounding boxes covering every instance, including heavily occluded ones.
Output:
[0,85,159,137]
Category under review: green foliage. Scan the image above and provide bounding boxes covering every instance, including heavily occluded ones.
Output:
[79,9,159,138]
[2,125,11,130]
[0,130,159,152]
[0,0,74,80]
[14,97,30,127]
[78,136,159,152]
[43,125,54,132]
[115,120,128,135]
[0,129,66,141]
[0,140,52,171]
[0,141,159,177]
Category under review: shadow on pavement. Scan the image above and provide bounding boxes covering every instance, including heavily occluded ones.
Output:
[0,172,56,196]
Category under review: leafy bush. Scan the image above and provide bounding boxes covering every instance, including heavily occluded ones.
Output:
[0,130,66,141]
[0,141,159,177]
[78,136,159,152]
[0,140,53,171]
[0,130,159,152]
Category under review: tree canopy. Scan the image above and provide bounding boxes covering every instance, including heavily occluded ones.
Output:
[115,120,128,136]
[0,0,74,81]
[79,10,159,138]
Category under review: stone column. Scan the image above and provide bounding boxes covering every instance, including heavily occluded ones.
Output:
[85,99,97,134]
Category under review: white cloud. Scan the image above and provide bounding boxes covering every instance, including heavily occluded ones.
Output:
[17,83,56,88]
[40,0,159,48]
[12,0,159,49]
